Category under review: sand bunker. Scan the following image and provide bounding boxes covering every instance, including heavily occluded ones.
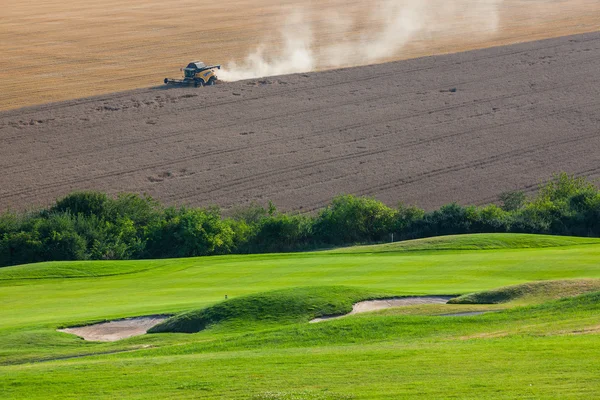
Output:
[310,296,453,323]
[58,316,169,342]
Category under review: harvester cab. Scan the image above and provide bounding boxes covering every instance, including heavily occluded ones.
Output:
[164,61,221,87]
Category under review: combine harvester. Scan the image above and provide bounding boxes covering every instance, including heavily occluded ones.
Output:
[164,61,221,87]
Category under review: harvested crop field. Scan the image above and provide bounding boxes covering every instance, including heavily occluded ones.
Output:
[1,32,600,212]
[2,0,600,111]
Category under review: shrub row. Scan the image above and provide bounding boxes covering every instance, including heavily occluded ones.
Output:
[1,173,599,267]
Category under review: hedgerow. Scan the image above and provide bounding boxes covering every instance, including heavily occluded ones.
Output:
[0,173,598,267]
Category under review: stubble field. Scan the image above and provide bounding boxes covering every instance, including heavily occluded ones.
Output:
[2,0,600,110]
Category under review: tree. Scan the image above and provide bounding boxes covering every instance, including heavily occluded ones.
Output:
[36,213,87,261]
[0,231,43,266]
[313,195,396,245]
[499,191,526,211]
[52,191,109,217]
[419,203,471,237]
[145,207,234,258]
[393,204,425,239]
[537,173,595,203]
[249,214,312,252]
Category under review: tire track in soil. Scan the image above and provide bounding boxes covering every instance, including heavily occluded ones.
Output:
[0,50,561,171]
[186,100,600,210]
[253,96,600,213]
[163,87,600,204]
[3,34,598,171]
[358,131,600,198]
[3,57,597,199]
[2,92,597,204]
[2,77,593,201]
[1,32,600,211]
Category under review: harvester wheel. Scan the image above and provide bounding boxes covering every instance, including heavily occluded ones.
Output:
[207,78,216,86]
[194,80,204,88]
[164,78,168,84]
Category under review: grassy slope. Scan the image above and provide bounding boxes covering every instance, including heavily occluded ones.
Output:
[3,233,600,329]
[0,259,173,280]
[4,295,600,399]
[333,233,600,253]
[2,234,600,399]
[149,286,393,333]
[449,278,600,304]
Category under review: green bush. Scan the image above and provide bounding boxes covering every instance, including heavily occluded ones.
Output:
[35,213,88,261]
[144,207,234,258]
[0,211,20,236]
[0,231,44,266]
[415,203,472,237]
[0,173,599,267]
[247,214,312,253]
[313,195,396,245]
[392,204,424,240]
[104,193,162,228]
[569,192,600,236]
[499,190,526,211]
[52,192,109,217]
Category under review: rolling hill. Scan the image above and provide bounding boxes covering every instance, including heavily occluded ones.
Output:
[2,234,600,398]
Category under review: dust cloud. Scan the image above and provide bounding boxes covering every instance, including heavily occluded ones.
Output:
[219,0,504,81]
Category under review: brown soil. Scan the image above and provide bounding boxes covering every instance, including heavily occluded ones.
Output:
[58,316,169,342]
[1,0,600,111]
[310,296,453,322]
[1,32,600,212]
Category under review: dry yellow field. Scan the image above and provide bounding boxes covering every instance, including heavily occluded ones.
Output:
[2,0,599,111]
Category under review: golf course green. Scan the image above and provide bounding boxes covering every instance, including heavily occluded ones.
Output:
[2,233,600,399]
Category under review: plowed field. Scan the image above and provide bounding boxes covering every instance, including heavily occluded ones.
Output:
[1,32,599,212]
[2,0,600,110]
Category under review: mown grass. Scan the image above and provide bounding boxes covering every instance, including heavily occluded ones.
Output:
[0,259,173,281]
[149,286,393,333]
[332,233,600,253]
[4,294,600,398]
[2,234,600,399]
[5,335,600,399]
[136,292,600,356]
[449,278,600,304]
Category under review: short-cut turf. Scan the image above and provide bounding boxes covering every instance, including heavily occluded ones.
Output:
[331,233,600,253]
[2,233,600,399]
[149,286,393,333]
[449,279,600,304]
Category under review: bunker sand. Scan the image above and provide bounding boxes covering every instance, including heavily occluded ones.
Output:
[2,33,600,212]
[58,316,169,342]
[310,296,453,322]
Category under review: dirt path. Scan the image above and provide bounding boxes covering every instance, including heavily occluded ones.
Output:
[310,296,453,322]
[58,316,168,342]
[2,32,600,212]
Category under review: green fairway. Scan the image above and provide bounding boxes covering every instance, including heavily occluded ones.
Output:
[2,233,600,399]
